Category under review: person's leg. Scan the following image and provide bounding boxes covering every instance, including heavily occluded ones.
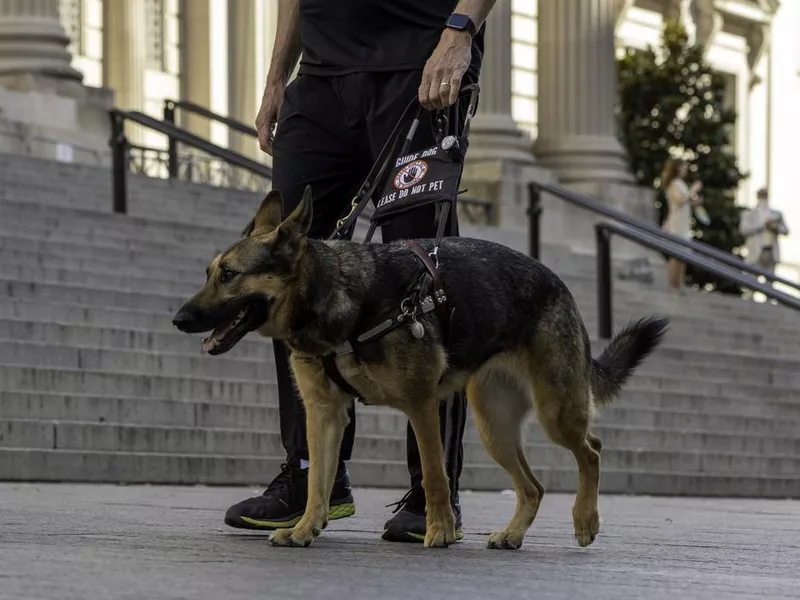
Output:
[667,258,680,290]
[359,70,470,542]
[225,74,370,530]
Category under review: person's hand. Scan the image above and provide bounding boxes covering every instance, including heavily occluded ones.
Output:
[690,180,703,194]
[419,28,472,111]
[691,195,704,207]
[255,80,286,156]
[766,219,779,232]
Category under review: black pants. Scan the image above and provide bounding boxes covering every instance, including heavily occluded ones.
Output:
[271,71,468,496]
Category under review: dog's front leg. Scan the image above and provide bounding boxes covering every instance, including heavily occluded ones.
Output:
[406,401,456,548]
[270,365,349,548]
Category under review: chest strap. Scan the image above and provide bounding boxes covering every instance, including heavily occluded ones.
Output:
[320,241,450,401]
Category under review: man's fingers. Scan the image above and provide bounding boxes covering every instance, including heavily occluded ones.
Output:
[447,70,465,106]
[419,61,435,108]
[429,70,449,110]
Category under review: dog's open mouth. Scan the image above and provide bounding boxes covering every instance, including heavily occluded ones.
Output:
[202,302,268,355]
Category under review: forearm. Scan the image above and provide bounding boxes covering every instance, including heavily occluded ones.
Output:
[266,0,302,87]
[452,0,498,29]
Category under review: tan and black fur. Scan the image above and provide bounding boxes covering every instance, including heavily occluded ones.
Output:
[173,186,669,550]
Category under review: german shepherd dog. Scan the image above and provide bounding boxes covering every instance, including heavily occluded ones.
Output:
[173,186,668,550]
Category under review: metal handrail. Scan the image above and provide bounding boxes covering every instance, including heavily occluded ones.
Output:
[164,99,258,138]
[529,181,800,293]
[108,108,272,213]
[595,221,800,338]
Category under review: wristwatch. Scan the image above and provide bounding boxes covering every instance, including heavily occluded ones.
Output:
[445,13,477,37]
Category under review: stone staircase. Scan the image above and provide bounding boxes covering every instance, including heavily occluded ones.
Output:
[1,152,799,497]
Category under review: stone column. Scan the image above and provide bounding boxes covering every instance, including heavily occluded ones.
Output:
[467,0,533,164]
[0,0,82,80]
[104,0,147,111]
[461,0,550,230]
[181,0,212,139]
[0,0,112,164]
[104,0,147,146]
[227,0,258,158]
[534,0,633,184]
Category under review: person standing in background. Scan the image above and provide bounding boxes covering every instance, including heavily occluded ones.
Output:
[740,187,790,279]
[660,158,704,293]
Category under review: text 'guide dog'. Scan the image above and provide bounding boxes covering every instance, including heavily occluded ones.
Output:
[173,186,669,550]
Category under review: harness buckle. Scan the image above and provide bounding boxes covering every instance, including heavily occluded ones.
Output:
[429,245,440,269]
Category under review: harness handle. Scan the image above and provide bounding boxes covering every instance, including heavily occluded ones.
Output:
[329,98,422,241]
[328,83,481,242]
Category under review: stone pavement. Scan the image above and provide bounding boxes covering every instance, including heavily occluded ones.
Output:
[1,484,798,600]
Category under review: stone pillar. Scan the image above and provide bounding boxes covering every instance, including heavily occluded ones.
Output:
[0,0,82,81]
[467,0,533,164]
[462,0,551,230]
[227,0,258,158]
[103,0,147,112]
[0,0,113,165]
[534,0,633,184]
[181,0,212,139]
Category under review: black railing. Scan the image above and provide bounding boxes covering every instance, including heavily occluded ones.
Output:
[527,181,800,339]
[109,109,272,214]
[595,221,800,338]
[163,99,260,180]
[529,181,800,293]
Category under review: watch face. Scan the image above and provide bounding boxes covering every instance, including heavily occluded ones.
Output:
[448,13,470,30]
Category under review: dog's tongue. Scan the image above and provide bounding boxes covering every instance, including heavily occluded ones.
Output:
[202,322,235,353]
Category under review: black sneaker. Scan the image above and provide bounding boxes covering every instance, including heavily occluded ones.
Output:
[381,486,463,543]
[224,462,355,530]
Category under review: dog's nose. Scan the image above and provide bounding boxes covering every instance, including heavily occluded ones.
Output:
[172,307,197,331]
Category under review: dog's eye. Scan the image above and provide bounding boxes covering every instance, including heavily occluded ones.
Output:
[219,269,238,284]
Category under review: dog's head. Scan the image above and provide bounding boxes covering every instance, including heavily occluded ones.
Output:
[172,186,313,355]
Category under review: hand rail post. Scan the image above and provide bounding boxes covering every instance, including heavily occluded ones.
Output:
[528,183,543,260]
[109,112,128,214]
[163,100,178,179]
[596,224,613,340]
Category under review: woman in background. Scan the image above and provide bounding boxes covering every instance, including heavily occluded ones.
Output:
[661,159,704,292]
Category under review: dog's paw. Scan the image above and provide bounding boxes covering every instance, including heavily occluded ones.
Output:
[424,520,456,548]
[487,530,524,550]
[573,510,600,548]
[268,525,320,548]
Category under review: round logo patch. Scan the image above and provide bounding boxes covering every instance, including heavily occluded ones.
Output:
[393,160,428,190]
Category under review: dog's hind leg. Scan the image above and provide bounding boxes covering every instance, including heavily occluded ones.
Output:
[467,369,544,550]
[269,359,350,548]
[533,374,601,548]
[405,398,457,548]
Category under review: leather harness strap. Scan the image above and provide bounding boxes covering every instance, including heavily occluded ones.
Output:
[321,354,363,399]
[407,241,448,311]
[320,241,451,402]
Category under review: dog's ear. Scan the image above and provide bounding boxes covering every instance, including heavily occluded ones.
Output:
[242,190,284,237]
[279,185,314,237]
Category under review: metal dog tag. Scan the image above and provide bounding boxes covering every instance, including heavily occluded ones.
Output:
[410,318,425,339]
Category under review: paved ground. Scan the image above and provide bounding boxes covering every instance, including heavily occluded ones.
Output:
[1,484,799,600]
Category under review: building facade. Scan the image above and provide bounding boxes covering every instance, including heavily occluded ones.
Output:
[0,0,797,282]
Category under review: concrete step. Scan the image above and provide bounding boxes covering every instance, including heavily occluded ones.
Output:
[0,339,274,380]
[1,316,797,375]
[5,417,800,472]
[0,365,278,403]
[2,338,800,390]
[0,318,274,359]
[3,446,800,497]
[2,245,795,337]
[2,277,797,353]
[6,387,800,443]
[3,345,800,401]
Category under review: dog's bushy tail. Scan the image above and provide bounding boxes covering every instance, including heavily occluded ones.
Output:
[590,317,669,406]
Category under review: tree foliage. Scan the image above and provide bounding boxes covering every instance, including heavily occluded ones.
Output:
[616,20,747,293]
